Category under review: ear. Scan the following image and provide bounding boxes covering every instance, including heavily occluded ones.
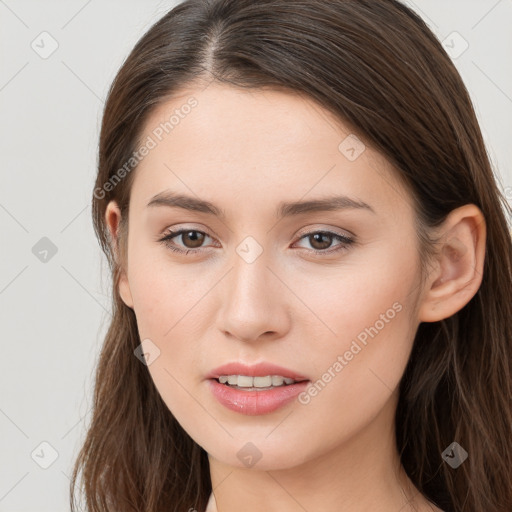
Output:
[418,204,486,323]
[105,200,134,309]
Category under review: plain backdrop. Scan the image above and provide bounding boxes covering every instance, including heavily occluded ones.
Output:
[0,1,511,510]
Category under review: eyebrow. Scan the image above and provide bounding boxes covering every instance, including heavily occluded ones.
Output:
[146,190,376,219]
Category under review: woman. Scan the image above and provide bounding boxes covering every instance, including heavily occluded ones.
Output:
[70,1,512,511]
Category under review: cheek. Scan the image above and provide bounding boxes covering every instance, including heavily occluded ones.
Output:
[126,244,216,388]
[298,300,414,450]
[297,240,418,352]
[295,248,420,433]
[126,249,211,422]
[127,241,200,334]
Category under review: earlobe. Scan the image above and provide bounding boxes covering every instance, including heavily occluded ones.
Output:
[105,200,134,309]
[418,204,486,323]
[118,271,134,309]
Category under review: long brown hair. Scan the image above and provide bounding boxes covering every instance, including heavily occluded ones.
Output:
[70,1,512,511]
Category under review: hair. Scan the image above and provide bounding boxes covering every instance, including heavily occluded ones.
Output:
[69,1,512,511]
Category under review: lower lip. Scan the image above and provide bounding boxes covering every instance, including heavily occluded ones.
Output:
[207,378,310,415]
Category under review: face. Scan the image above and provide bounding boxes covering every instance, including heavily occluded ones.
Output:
[108,83,427,470]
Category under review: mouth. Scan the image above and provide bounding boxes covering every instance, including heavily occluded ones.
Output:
[205,361,310,415]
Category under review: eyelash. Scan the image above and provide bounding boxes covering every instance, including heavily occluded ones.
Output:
[157,228,355,257]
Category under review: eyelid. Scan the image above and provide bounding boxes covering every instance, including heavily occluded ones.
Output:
[295,224,355,239]
[160,224,354,241]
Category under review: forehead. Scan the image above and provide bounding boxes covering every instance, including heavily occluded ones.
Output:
[142,84,345,158]
[129,83,412,219]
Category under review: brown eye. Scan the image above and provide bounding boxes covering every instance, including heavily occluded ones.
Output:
[308,232,334,250]
[294,230,354,256]
[159,229,213,254]
[180,230,206,248]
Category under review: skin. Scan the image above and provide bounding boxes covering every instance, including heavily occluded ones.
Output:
[105,82,486,512]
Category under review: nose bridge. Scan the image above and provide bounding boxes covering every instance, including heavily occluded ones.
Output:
[226,244,273,312]
[217,241,287,341]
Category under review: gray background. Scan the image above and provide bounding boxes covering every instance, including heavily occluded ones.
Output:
[1,1,511,510]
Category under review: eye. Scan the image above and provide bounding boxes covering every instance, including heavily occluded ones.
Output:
[292,230,354,255]
[158,229,215,255]
[157,228,355,256]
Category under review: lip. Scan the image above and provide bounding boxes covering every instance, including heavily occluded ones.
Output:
[205,361,309,381]
[205,361,310,416]
[207,379,310,416]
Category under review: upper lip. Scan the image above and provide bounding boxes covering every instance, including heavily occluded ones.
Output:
[206,362,309,381]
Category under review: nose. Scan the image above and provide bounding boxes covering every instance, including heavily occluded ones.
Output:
[216,249,291,343]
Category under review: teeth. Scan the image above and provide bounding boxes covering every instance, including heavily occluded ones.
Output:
[239,375,256,387]
[217,375,298,387]
[255,376,274,387]
[271,375,283,386]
